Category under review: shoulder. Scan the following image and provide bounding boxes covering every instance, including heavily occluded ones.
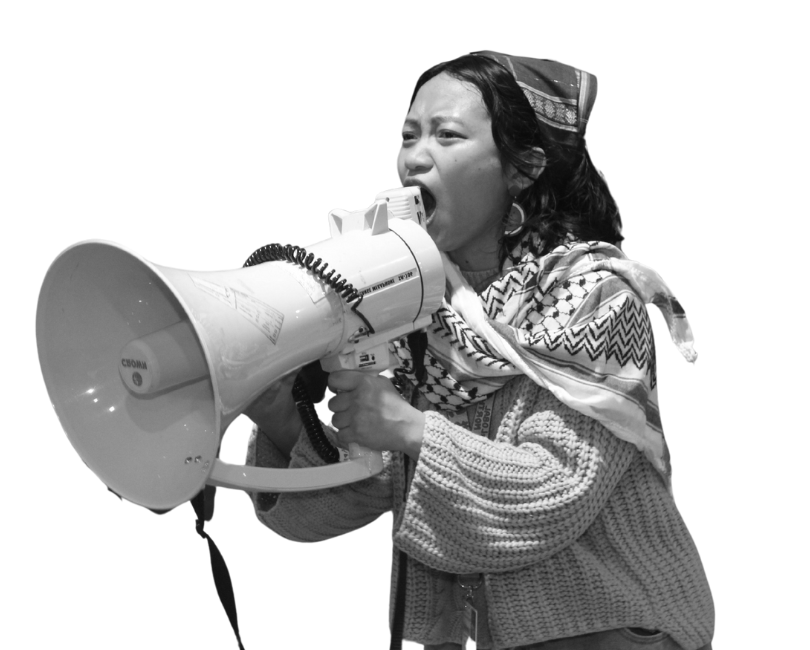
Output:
[539,269,634,329]
[494,375,630,449]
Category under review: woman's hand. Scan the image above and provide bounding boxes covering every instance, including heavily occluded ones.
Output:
[327,371,424,460]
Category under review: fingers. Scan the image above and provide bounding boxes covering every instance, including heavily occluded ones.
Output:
[327,388,357,435]
[327,391,350,414]
[327,370,367,393]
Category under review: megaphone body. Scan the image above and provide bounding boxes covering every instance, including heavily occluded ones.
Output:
[37,187,444,511]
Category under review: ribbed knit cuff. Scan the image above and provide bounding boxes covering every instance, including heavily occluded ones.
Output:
[245,427,282,512]
[246,423,333,512]
[393,410,497,574]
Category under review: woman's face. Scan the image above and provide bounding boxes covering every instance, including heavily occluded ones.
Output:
[397,73,514,271]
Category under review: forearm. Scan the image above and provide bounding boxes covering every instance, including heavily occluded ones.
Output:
[393,396,636,574]
[245,404,304,459]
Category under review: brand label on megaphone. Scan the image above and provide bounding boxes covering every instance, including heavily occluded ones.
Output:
[118,320,208,395]
[358,268,417,297]
[121,358,148,369]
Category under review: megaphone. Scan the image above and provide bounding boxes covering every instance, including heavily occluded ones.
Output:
[36,187,444,512]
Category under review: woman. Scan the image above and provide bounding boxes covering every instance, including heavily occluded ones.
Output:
[244,52,714,650]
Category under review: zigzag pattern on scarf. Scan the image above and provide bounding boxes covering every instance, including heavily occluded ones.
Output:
[526,296,657,386]
[432,308,512,371]
[480,234,548,309]
[482,265,540,315]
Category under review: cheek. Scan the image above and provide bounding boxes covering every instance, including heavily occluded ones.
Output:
[455,158,508,208]
[396,151,407,182]
[477,155,508,187]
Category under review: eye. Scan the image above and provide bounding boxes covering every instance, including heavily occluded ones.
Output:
[401,131,417,144]
[437,129,463,141]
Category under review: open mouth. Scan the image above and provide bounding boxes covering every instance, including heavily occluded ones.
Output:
[418,188,437,223]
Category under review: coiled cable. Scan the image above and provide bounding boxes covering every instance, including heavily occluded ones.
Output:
[243,243,374,334]
[243,244,352,465]
[292,373,340,464]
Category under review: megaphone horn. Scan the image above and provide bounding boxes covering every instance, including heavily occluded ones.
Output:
[37,187,444,512]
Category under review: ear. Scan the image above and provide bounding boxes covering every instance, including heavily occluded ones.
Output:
[506,147,546,195]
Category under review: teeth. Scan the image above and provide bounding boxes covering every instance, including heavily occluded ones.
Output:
[420,189,436,219]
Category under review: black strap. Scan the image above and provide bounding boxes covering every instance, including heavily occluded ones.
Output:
[389,548,408,650]
[390,454,411,650]
[191,486,246,650]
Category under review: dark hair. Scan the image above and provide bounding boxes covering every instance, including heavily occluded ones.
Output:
[411,55,624,258]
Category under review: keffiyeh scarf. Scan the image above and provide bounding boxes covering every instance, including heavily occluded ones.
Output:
[392,233,696,485]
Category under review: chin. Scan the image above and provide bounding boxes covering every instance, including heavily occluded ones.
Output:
[425,220,450,252]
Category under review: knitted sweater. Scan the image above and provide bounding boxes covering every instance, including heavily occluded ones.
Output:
[246,375,714,650]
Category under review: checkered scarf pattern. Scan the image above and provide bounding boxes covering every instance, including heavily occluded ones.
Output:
[392,233,696,484]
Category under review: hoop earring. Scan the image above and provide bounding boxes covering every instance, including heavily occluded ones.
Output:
[504,201,526,237]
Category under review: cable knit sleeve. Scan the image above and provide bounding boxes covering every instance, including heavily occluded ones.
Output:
[392,377,637,575]
[245,424,394,542]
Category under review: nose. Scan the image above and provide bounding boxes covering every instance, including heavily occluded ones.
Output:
[400,137,433,175]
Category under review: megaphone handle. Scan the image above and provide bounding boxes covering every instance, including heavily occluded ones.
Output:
[344,363,389,470]
[347,443,383,474]
[347,443,365,458]
[292,374,341,464]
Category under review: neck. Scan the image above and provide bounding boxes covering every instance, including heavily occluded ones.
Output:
[448,237,501,272]
[449,253,498,271]
[444,210,508,270]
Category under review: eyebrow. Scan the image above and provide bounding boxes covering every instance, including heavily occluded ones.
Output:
[403,114,466,128]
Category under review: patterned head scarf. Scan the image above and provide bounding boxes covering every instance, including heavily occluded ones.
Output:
[472,50,597,149]
[392,53,696,488]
